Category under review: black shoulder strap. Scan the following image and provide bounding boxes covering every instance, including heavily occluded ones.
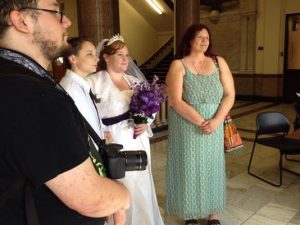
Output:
[24,182,39,225]
[0,178,38,225]
[0,177,26,207]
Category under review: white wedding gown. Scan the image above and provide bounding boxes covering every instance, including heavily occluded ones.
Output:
[87,71,164,225]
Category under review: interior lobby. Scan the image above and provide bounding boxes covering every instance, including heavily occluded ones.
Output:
[151,101,300,225]
[53,0,300,224]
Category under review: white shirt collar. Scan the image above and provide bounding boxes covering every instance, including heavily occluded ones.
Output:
[65,69,91,92]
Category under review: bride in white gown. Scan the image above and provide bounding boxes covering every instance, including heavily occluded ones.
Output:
[87,35,164,225]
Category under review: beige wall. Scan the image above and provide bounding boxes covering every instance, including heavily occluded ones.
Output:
[59,0,78,38]
[285,0,300,14]
[199,0,257,74]
[255,0,282,74]
[284,0,300,71]
[157,31,173,47]
[255,0,300,74]
[119,0,159,65]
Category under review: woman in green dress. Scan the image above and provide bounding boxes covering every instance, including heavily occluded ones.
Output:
[165,24,235,225]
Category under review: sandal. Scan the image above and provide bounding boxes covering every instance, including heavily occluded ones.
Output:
[208,219,221,225]
[185,219,198,225]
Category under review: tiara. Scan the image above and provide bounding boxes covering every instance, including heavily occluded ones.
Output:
[106,34,124,46]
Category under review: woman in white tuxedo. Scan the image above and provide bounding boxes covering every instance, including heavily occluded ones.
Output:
[87,35,164,225]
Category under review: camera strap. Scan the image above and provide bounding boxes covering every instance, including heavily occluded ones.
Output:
[79,113,106,154]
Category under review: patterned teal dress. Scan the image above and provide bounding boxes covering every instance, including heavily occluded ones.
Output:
[166,60,226,219]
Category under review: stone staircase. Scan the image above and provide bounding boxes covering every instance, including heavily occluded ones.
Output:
[140,37,174,83]
[139,38,174,132]
[146,52,173,83]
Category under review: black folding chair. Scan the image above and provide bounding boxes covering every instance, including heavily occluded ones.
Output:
[293,103,300,130]
[248,111,300,187]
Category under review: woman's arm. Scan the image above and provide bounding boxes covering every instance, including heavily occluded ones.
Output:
[200,56,235,134]
[214,56,235,120]
[166,60,205,126]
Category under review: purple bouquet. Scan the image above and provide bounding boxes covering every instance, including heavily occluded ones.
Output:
[129,75,167,138]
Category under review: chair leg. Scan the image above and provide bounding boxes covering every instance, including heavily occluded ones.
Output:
[282,154,300,177]
[247,142,256,174]
[279,152,283,186]
[248,142,282,187]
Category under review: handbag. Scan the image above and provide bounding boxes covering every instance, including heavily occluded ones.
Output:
[224,115,243,153]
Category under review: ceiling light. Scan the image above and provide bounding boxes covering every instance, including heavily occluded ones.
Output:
[146,0,163,15]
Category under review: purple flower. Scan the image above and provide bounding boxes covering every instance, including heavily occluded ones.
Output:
[129,75,167,138]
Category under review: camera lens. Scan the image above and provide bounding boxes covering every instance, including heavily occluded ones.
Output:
[122,150,147,171]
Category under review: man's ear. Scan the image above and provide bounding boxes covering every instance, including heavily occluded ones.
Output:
[9,10,31,33]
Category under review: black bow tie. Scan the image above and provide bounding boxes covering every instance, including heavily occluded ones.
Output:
[89,90,97,102]
[89,89,101,125]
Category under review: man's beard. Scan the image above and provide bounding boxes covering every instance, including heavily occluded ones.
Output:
[32,27,70,61]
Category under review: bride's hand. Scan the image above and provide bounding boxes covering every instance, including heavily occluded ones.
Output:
[104,131,113,143]
[134,123,147,136]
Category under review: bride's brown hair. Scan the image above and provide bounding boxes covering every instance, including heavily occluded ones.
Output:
[97,40,126,71]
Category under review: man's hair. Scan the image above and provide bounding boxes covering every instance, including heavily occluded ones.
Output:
[0,0,38,37]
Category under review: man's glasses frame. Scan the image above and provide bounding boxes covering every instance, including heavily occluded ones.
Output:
[20,7,65,23]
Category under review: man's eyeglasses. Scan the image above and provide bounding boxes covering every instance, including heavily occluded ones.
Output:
[21,7,65,23]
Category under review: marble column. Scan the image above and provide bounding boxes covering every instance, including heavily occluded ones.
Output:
[160,101,167,124]
[239,0,257,73]
[175,0,200,49]
[76,0,120,45]
[154,112,161,127]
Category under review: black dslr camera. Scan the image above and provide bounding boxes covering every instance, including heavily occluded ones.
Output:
[84,117,148,179]
[98,142,148,179]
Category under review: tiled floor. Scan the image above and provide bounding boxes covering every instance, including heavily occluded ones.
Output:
[150,101,300,225]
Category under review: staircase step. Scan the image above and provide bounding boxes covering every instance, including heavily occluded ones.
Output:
[152,71,167,75]
[153,68,169,72]
[147,74,166,79]
[158,63,170,66]
[162,59,173,62]
[156,66,169,69]
[142,47,173,84]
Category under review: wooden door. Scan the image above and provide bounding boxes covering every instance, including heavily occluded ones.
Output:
[284,14,300,103]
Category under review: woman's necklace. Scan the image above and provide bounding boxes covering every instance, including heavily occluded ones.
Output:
[190,57,206,75]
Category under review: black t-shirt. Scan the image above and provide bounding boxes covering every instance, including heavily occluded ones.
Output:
[0,58,105,225]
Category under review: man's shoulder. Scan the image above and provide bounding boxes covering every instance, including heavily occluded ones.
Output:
[0,57,34,75]
[0,57,16,66]
[0,58,73,115]
[0,57,53,91]
[0,58,43,91]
